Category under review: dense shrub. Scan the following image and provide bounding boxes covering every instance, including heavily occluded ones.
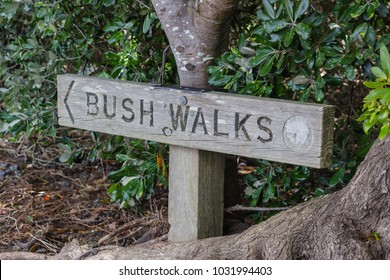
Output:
[0,0,174,138]
[1,0,389,208]
[0,0,172,206]
[208,0,389,205]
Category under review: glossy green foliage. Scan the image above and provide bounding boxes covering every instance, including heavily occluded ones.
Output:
[0,0,174,138]
[244,160,310,206]
[0,0,173,205]
[209,0,388,101]
[359,44,390,140]
[1,0,389,209]
[209,0,389,206]
[107,141,168,208]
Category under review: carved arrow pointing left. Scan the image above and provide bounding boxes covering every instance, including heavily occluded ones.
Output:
[64,80,75,124]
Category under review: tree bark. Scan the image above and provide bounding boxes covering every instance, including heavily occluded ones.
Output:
[2,136,388,260]
[85,136,390,259]
[151,0,241,242]
[152,0,238,87]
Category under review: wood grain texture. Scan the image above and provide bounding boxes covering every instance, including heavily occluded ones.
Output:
[57,74,334,168]
[168,146,225,242]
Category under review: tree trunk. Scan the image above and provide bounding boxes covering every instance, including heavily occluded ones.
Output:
[83,136,390,259]
[151,0,240,242]
[152,0,238,88]
[2,136,388,260]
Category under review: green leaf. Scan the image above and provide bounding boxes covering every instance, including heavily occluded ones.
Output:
[379,123,389,140]
[364,88,389,101]
[1,2,20,19]
[350,4,366,18]
[341,53,356,65]
[294,172,309,181]
[344,65,356,81]
[382,89,390,103]
[324,57,341,70]
[366,25,376,48]
[208,74,233,87]
[366,2,379,19]
[59,152,72,163]
[103,0,116,6]
[136,179,144,199]
[329,167,345,187]
[259,55,276,76]
[108,167,138,181]
[27,216,34,224]
[284,0,294,22]
[314,188,325,197]
[363,119,375,134]
[0,121,10,133]
[256,10,271,21]
[237,34,248,50]
[284,28,295,47]
[107,30,122,44]
[250,183,265,206]
[352,23,368,41]
[103,23,121,32]
[248,47,274,67]
[320,46,341,57]
[116,154,132,161]
[143,13,153,34]
[221,52,238,64]
[371,67,387,80]
[262,0,275,19]
[294,0,309,21]
[314,85,324,102]
[321,28,341,44]
[239,47,256,55]
[302,11,324,26]
[315,51,325,67]
[276,53,286,70]
[379,44,390,77]
[240,82,261,94]
[295,23,311,40]
[292,75,310,85]
[263,183,276,202]
[377,110,389,124]
[263,19,288,33]
[363,81,386,89]
[103,19,124,32]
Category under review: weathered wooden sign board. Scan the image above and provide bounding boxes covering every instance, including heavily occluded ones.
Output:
[58,74,334,242]
[58,74,334,168]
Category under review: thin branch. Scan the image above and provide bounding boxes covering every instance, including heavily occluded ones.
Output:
[226,204,290,212]
[98,220,154,245]
[29,234,59,254]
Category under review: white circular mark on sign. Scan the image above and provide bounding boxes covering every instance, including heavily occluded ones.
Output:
[283,116,313,152]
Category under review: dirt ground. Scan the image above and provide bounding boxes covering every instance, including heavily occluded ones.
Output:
[0,136,169,256]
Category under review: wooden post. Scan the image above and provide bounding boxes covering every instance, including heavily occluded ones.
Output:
[57,74,334,242]
[168,146,225,241]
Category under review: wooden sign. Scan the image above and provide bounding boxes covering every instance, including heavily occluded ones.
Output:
[57,74,334,168]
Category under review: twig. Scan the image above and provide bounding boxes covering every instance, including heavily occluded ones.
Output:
[75,245,118,260]
[143,234,167,245]
[97,223,135,245]
[16,237,37,251]
[71,220,109,233]
[136,0,150,9]
[29,234,59,254]
[226,204,290,212]
[118,227,144,243]
[160,46,171,84]
[98,220,154,245]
